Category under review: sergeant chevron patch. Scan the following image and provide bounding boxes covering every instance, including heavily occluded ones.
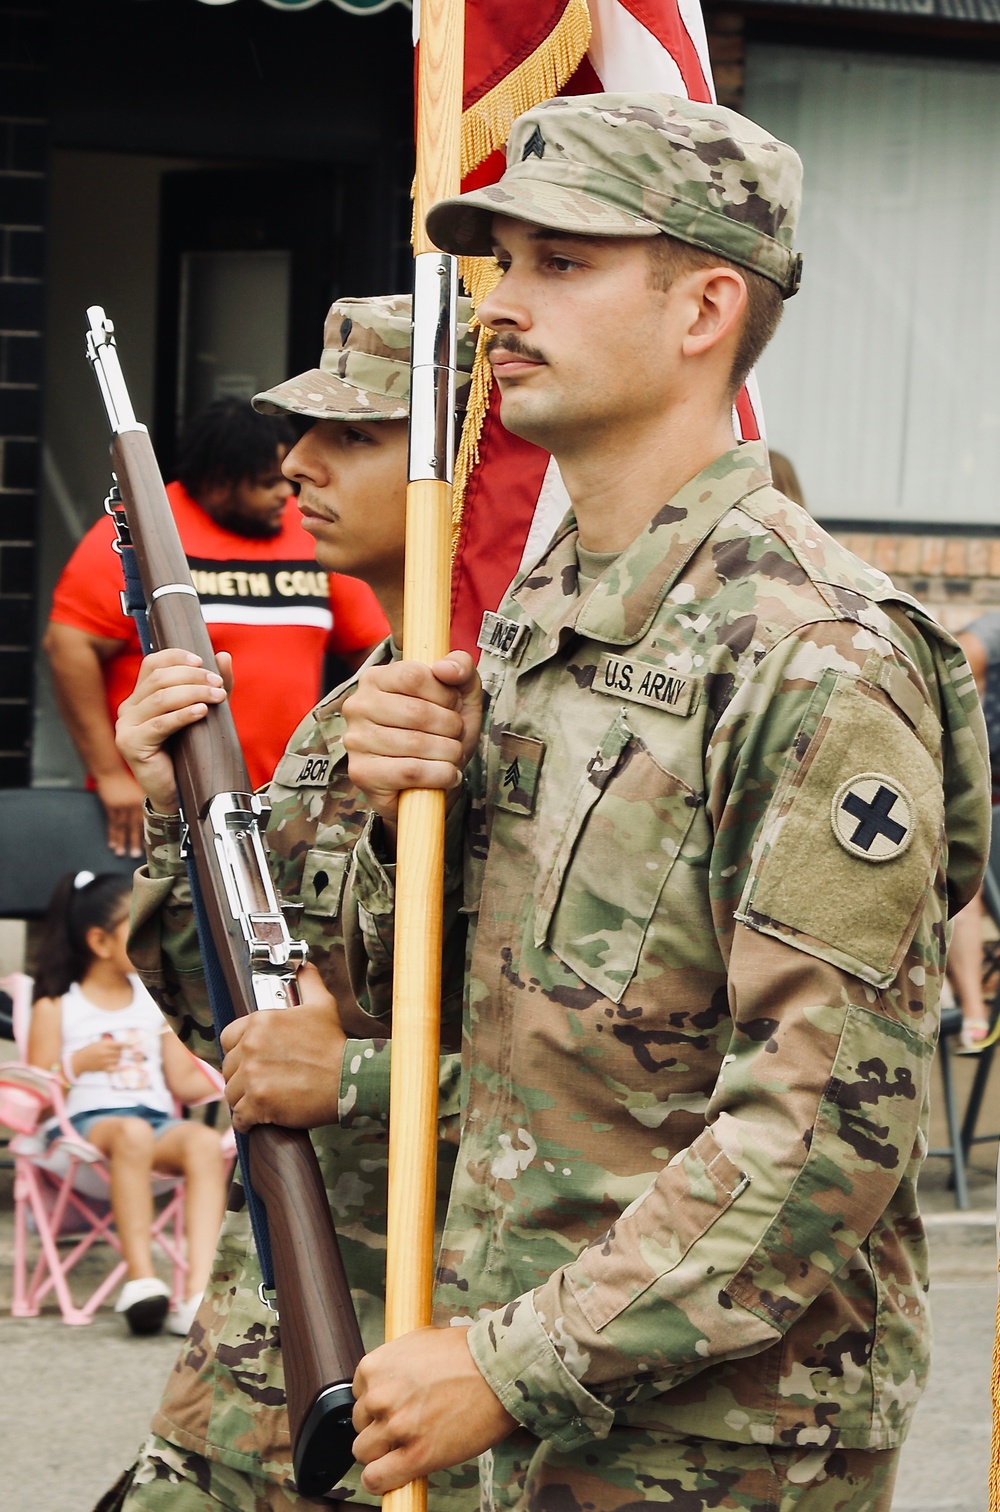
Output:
[832,774,914,863]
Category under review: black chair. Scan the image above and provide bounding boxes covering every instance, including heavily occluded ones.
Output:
[0,789,223,1138]
[0,791,140,1159]
[930,1005,973,1209]
[0,788,137,920]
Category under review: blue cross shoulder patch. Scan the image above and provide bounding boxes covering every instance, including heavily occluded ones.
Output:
[832,773,914,863]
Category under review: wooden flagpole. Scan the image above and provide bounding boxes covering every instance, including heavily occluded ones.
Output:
[383,5,465,1512]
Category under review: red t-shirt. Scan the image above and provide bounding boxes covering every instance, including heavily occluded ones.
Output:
[50,481,388,789]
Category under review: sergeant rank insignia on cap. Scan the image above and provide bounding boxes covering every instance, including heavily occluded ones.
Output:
[522,126,546,161]
[831,774,914,863]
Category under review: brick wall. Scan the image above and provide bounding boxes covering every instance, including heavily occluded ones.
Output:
[834,533,1000,634]
[0,0,46,786]
[705,7,746,109]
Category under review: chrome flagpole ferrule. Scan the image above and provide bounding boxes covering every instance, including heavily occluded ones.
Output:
[408,252,458,484]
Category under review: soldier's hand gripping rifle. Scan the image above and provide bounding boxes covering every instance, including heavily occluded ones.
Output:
[85,306,363,1498]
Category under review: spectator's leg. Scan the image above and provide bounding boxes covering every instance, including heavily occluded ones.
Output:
[152,1122,228,1298]
[86,1115,158,1279]
[947,889,990,1049]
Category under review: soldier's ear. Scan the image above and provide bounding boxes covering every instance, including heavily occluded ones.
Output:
[680,267,747,358]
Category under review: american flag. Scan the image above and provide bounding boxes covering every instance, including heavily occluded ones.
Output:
[420,0,764,655]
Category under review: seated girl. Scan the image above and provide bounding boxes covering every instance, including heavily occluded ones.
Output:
[28,871,229,1335]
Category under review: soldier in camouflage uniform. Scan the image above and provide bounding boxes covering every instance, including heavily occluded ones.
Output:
[329,97,992,1510]
[110,297,479,1511]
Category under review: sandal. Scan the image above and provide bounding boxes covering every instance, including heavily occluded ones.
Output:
[957,1017,990,1054]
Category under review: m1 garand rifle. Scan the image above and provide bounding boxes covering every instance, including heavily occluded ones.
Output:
[85,305,363,1498]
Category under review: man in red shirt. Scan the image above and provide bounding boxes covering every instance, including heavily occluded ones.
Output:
[45,398,388,859]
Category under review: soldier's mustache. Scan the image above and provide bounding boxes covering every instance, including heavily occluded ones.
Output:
[485,334,547,365]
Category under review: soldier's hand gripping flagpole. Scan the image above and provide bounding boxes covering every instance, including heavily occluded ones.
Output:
[384,5,466,1512]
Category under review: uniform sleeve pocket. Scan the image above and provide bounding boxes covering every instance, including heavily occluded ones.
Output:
[568,1127,749,1331]
[537,716,702,1002]
[725,1003,932,1328]
[737,673,944,987]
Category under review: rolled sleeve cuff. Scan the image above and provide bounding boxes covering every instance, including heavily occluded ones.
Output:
[142,801,186,878]
[352,796,466,913]
[337,1037,391,1127]
[352,814,397,915]
[466,1293,614,1452]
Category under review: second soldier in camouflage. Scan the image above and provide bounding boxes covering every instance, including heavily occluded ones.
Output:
[112,297,478,1512]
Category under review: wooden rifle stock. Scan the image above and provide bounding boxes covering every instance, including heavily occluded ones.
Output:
[87,319,363,1497]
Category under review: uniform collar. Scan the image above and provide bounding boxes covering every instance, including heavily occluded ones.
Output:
[512,441,772,649]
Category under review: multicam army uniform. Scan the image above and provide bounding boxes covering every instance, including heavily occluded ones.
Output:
[347,442,990,1510]
[123,667,476,1512]
[331,95,990,1508]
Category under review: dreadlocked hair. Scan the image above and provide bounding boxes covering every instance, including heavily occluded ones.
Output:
[32,872,133,1002]
[175,398,297,497]
[645,233,784,396]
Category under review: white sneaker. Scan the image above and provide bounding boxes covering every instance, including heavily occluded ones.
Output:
[166,1291,204,1336]
[115,1276,170,1335]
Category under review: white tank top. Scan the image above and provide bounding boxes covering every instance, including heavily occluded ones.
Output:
[61,975,174,1120]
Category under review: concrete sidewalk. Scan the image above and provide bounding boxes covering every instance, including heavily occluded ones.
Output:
[0,1150,997,1510]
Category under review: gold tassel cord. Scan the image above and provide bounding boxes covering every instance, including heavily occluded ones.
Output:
[451,255,503,554]
[459,0,591,180]
[451,321,494,551]
[450,0,591,552]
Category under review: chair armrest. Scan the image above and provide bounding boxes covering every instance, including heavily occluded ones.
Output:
[0,1065,56,1135]
[180,1053,226,1108]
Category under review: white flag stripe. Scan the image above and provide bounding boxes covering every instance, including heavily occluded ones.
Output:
[198,606,334,630]
[675,0,716,99]
[586,0,686,94]
[518,458,573,575]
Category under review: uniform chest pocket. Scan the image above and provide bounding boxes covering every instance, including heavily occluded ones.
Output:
[535,714,701,1002]
[300,850,349,918]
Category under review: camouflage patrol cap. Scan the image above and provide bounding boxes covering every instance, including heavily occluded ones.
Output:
[426,94,803,298]
[253,294,476,422]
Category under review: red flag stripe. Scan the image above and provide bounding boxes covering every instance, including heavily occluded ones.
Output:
[611,0,712,101]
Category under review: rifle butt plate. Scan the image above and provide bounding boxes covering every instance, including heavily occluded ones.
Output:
[293,1381,356,1497]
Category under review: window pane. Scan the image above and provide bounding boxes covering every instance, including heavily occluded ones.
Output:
[744,45,1000,526]
[178,249,291,424]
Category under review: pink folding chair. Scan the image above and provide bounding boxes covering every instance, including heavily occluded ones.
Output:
[0,972,234,1326]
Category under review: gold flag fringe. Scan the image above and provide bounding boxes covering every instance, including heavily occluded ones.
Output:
[459,0,592,181]
[450,0,591,558]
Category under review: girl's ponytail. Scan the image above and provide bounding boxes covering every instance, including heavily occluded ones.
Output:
[31,872,133,1001]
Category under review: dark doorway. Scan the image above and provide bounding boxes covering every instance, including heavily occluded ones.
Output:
[155,163,395,469]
